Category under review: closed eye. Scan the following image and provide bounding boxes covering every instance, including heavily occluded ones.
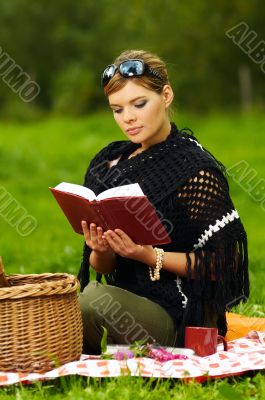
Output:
[135,101,147,108]
[112,101,147,114]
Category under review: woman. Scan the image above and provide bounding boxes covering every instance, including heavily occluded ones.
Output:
[78,49,249,354]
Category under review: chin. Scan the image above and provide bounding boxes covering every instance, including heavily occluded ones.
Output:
[129,136,142,141]
[124,133,141,142]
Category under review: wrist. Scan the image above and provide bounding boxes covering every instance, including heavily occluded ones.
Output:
[149,247,165,282]
[133,246,156,265]
[89,249,116,275]
[91,248,115,260]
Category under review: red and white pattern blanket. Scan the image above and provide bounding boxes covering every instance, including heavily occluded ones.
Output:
[0,331,264,385]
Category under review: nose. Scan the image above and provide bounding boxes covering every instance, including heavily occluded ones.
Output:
[122,107,136,123]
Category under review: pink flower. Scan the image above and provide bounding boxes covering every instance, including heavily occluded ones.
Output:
[113,350,135,360]
[147,347,188,362]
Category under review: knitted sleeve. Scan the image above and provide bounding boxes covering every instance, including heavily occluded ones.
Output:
[178,167,248,286]
[174,167,249,343]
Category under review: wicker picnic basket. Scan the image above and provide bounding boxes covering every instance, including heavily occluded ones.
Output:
[0,260,83,373]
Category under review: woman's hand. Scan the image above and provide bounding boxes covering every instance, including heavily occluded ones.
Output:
[81,221,113,254]
[102,228,155,264]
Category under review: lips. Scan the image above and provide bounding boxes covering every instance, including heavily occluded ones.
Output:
[126,126,143,135]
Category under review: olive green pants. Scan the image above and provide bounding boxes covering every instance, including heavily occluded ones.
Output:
[78,281,177,354]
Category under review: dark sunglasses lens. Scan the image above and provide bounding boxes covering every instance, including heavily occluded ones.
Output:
[102,65,116,85]
[119,60,144,77]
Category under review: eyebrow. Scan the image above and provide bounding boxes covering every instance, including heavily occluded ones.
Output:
[109,96,147,107]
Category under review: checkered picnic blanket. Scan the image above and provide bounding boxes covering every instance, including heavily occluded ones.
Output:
[0,331,264,385]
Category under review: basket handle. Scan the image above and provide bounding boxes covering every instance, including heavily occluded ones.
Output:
[0,256,10,287]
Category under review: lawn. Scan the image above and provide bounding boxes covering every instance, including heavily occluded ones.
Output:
[0,111,264,398]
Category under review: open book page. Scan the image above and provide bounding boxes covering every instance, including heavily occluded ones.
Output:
[53,182,96,201]
[52,182,145,201]
[96,183,145,201]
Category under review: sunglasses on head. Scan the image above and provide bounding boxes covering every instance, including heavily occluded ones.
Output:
[101,59,164,87]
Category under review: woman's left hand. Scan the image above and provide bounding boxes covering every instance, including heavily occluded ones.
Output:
[102,229,155,264]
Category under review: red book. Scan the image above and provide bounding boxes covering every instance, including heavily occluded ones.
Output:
[49,182,172,245]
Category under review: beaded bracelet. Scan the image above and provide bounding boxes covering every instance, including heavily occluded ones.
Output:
[149,247,164,281]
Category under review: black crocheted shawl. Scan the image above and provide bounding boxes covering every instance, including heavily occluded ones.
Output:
[77,122,249,346]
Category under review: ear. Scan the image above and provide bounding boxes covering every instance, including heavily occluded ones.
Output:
[162,85,174,108]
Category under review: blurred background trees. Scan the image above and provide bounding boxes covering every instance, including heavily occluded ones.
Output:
[0,0,264,119]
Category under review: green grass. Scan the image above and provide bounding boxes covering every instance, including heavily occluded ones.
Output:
[0,374,264,399]
[0,111,264,398]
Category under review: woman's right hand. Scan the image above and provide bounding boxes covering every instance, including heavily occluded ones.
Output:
[81,221,113,253]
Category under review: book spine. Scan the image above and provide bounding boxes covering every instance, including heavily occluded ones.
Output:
[91,201,109,231]
[99,201,116,230]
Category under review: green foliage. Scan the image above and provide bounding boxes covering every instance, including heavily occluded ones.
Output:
[0,0,264,117]
[100,326,108,354]
[52,64,97,115]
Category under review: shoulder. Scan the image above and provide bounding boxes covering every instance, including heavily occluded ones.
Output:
[176,129,227,181]
[164,127,229,195]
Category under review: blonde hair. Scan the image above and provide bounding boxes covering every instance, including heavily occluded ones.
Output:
[103,49,170,96]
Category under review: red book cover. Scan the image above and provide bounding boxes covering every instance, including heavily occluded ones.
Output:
[49,183,172,245]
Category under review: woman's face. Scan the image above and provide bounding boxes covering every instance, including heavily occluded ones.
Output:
[108,80,173,149]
